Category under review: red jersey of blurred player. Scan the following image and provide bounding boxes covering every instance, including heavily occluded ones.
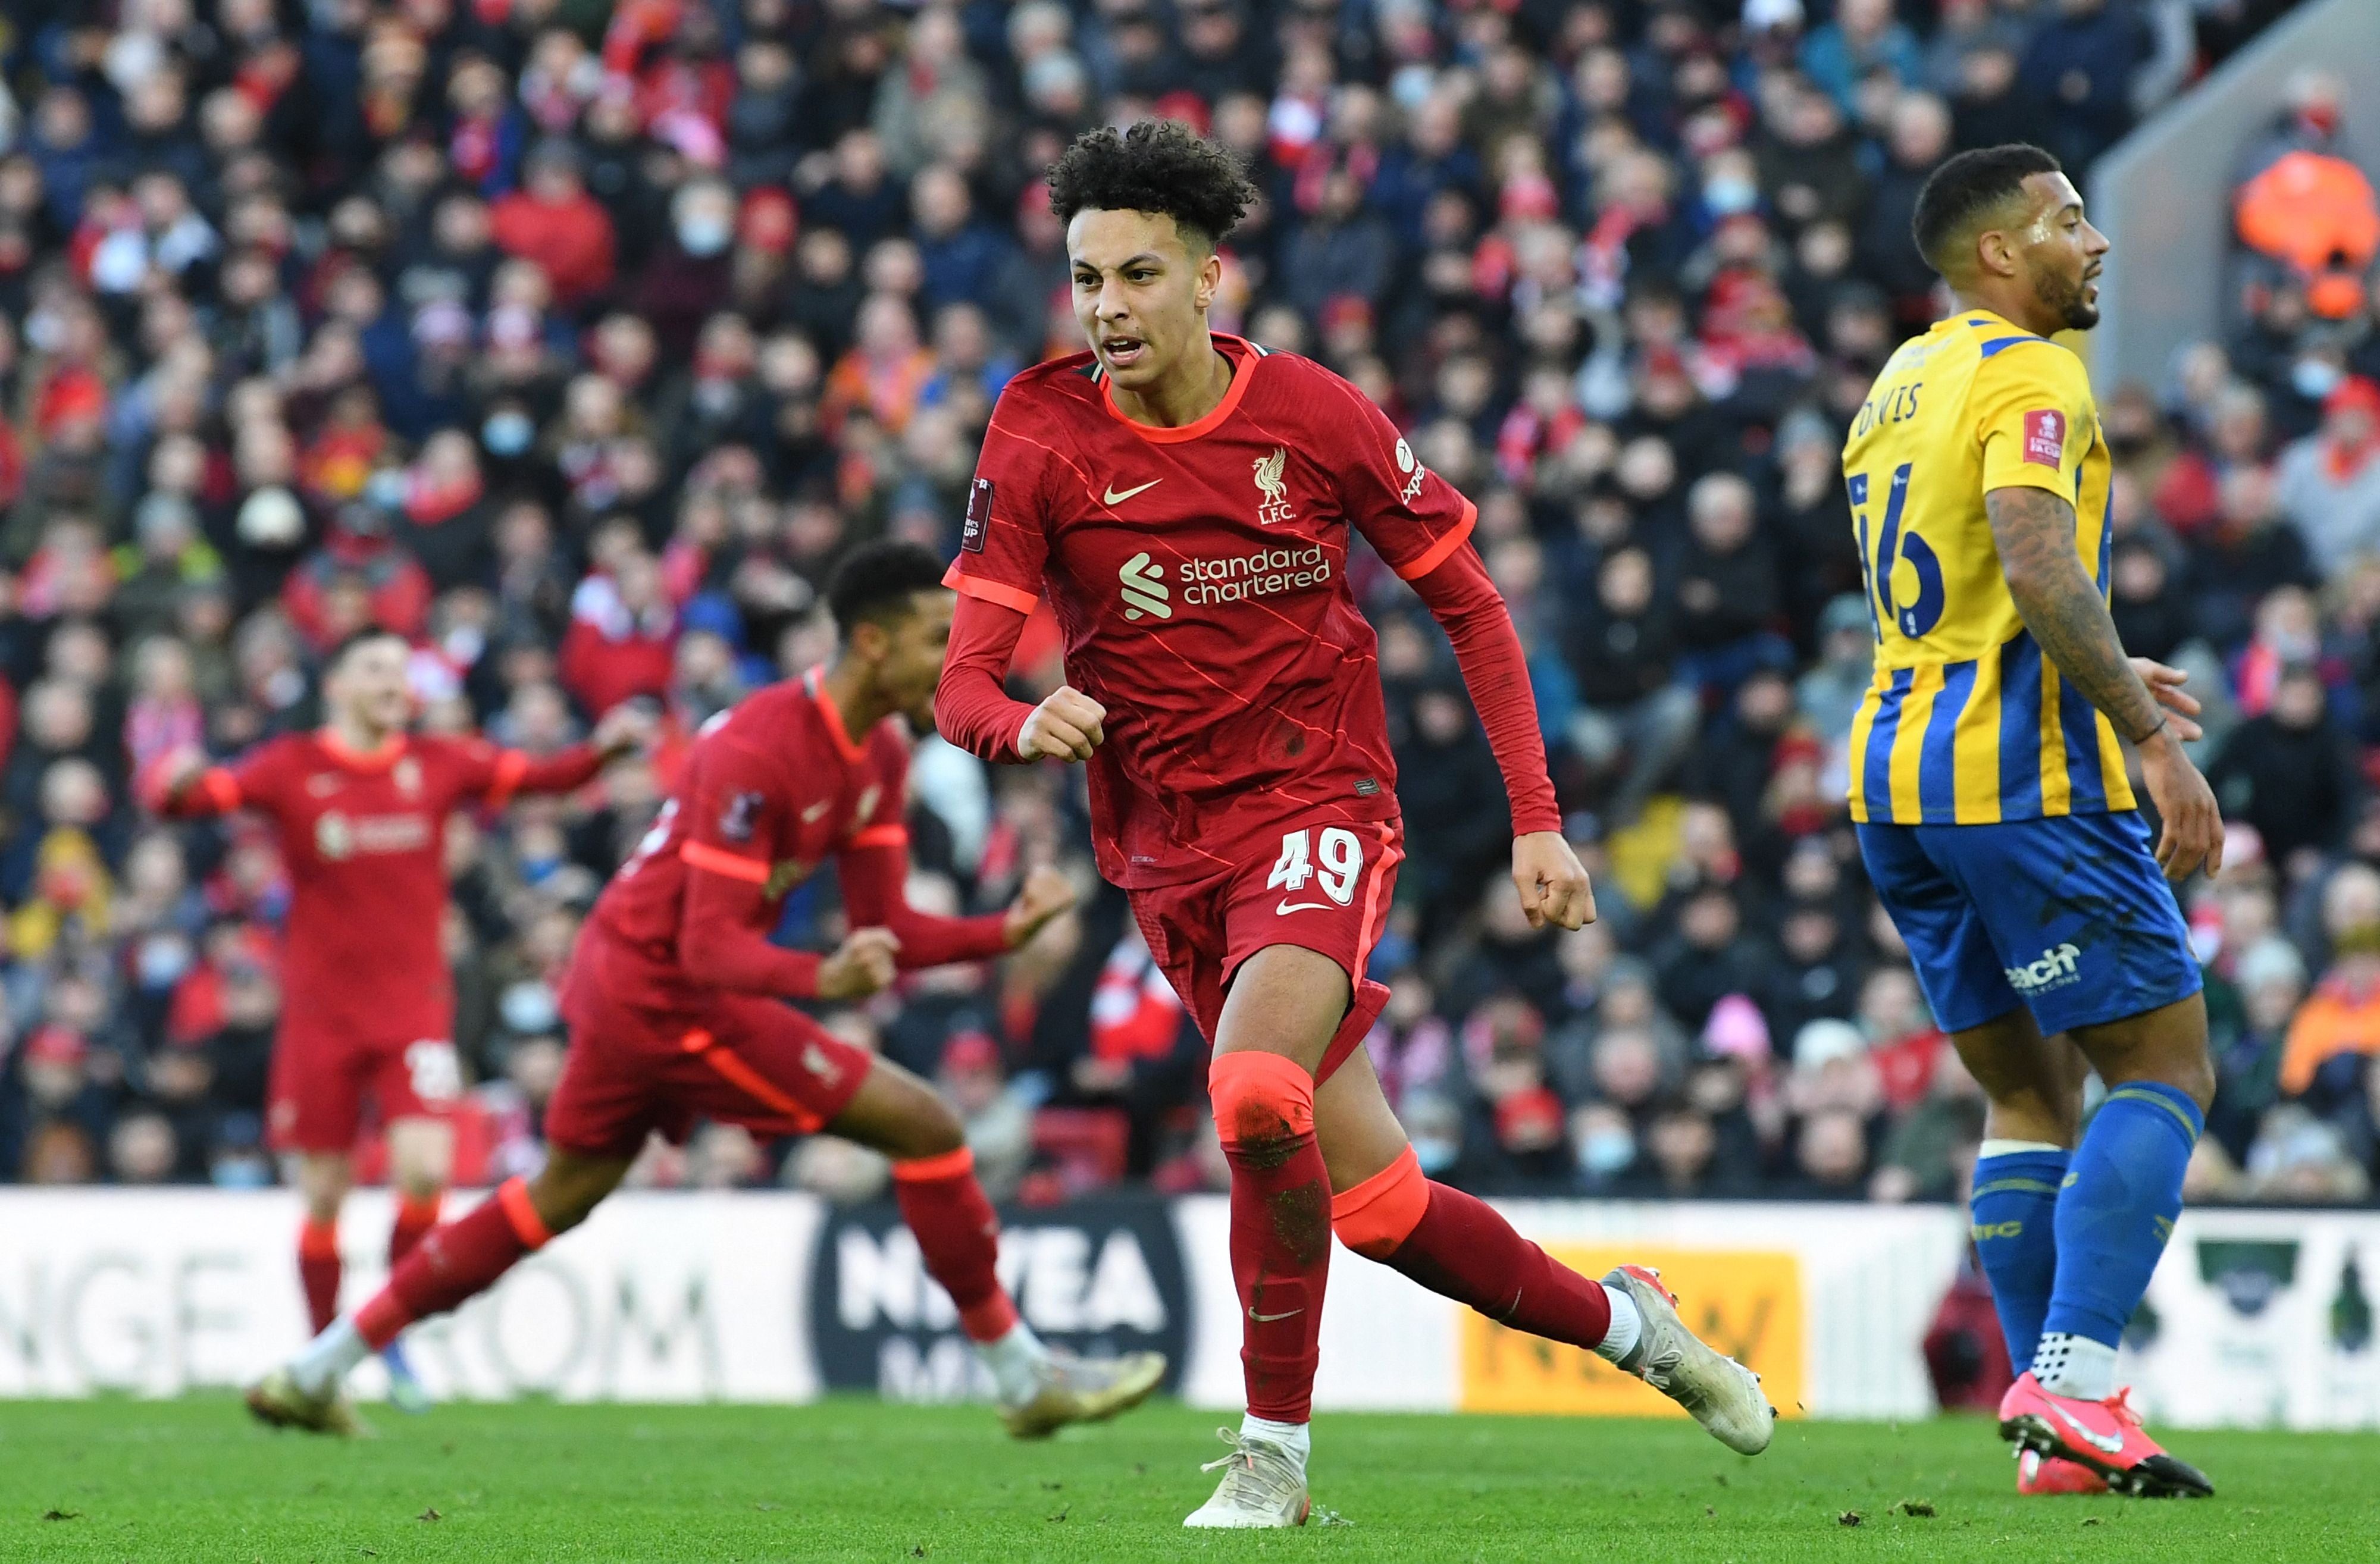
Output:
[162,666,613,1149]
[153,627,634,1345]
[545,665,1017,1155]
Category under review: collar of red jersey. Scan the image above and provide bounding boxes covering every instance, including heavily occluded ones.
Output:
[1098,333,1263,445]
[803,666,869,764]
[317,728,408,770]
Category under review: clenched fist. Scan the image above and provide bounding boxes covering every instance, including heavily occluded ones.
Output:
[1017,685,1106,762]
[1512,831,1596,931]
[817,927,900,999]
[1003,865,1079,949]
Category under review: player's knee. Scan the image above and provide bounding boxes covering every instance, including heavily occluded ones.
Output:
[528,1161,615,1236]
[902,1095,966,1161]
[1208,1049,1316,1154]
[2163,1050,2216,1112]
[1329,1145,1428,1261]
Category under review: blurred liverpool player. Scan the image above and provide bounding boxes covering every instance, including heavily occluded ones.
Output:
[248,543,1166,1440]
[152,629,648,1406]
[1848,145,2218,1497]
[934,123,1771,1528]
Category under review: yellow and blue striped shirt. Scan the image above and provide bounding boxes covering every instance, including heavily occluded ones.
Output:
[1842,310,2132,825]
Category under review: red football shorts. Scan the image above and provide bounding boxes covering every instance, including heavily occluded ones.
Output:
[1128,813,1402,1084]
[267,1021,462,1154]
[544,928,875,1159]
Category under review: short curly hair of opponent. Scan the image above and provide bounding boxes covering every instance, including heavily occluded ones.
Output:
[1046,121,1258,251]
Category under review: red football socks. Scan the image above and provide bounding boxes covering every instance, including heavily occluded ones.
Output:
[1211,1050,1332,1424]
[1333,1147,1613,1351]
[297,1218,342,1334]
[892,1148,1019,1343]
[356,1178,551,1350]
[389,1191,443,1268]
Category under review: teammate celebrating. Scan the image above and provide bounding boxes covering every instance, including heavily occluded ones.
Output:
[246,542,1166,1441]
[934,122,1771,1528]
[152,628,647,1403]
[1846,144,2220,1497]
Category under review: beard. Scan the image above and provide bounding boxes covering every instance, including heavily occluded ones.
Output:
[2034,264,2100,331]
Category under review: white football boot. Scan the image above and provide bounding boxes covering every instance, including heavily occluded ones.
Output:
[1182,1427,1311,1528]
[1602,1263,1775,1455]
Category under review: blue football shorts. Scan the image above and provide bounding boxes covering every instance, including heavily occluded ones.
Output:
[1856,808,2203,1036]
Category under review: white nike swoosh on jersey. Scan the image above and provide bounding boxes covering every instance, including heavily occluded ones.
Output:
[801,800,831,822]
[2050,1404,2128,1455]
[1275,899,1335,916]
[1103,479,1162,506]
[1248,1307,1304,1322]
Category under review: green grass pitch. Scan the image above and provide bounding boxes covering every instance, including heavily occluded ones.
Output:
[3,1398,2373,1562]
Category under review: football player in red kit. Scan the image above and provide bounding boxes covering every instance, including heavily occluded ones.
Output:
[933,123,1774,1525]
[246,543,1165,1440]
[151,628,649,1404]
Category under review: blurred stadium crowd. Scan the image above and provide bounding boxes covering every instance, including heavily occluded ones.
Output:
[2,0,2377,1213]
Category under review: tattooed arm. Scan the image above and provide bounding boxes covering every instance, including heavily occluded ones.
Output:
[1986,487,2165,742]
[1986,485,2222,878]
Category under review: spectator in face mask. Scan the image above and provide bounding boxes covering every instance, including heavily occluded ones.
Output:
[1569,1101,1638,1192]
[634,180,739,358]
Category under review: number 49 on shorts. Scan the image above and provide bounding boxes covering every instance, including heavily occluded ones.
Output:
[1268,827,1364,911]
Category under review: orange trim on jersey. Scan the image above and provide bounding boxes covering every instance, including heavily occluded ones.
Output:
[1101,334,1261,444]
[681,1027,826,1132]
[484,749,531,810]
[847,824,907,850]
[1392,497,1479,582]
[891,1146,975,1183]
[495,1176,553,1250]
[943,562,1041,616]
[199,767,242,812]
[680,839,771,883]
[805,666,868,764]
[318,729,406,771]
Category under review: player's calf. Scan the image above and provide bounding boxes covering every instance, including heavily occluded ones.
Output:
[1329,1146,1772,1454]
[838,1061,1167,1436]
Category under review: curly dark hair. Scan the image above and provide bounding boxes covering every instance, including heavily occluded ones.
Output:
[1046,121,1258,250]
[826,540,947,631]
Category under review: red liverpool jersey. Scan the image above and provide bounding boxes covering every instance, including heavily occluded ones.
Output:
[944,335,1480,888]
[171,732,606,1046]
[583,669,1004,1010]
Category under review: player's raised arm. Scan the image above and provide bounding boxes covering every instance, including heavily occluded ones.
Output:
[455,704,654,809]
[1324,374,1593,930]
[141,740,280,820]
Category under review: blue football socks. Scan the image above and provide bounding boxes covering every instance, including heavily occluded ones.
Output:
[2037,1081,2202,1394]
[1969,1145,2069,1373]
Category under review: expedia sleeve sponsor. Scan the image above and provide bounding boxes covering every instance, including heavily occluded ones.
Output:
[807,1195,1188,1399]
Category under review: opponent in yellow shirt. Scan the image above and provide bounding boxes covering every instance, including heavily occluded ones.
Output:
[1849,143,2219,1500]
[1843,312,2131,823]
